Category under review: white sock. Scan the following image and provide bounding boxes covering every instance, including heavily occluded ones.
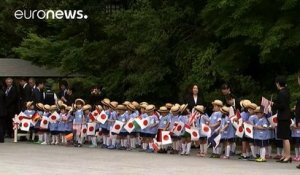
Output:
[112,137,116,146]
[276,147,281,155]
[38,134,43,142]
[186,143,192,154]
[231,142,236,153]
[250,144,256,157]
[176,141,181,151]
[267,145,272,156]
[44,133,48,143]
[124,139,128,148]
[31,133,35,141]
[106,137,111,146]
[203,143,208,154]
[213,147,217,154]
[260,147,266,159]
[55,136,59,143]
[102,136,106,145]
[181,143,186,154]
[149,143,153,150]
[51,135,55,143]
[219,143,223,154]
[200,144,204,154]
[143,143,147,150]
[226,145,231,157]
[295,148,299,157]
[131,138,136,148]
[217,147,221,155]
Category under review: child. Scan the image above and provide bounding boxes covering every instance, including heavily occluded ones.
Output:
[143,104,159,153]
[34,103,44,144]
[40,104,51,145]
[72,98,86,147]
[179,104,191,155]
[100,98,111,148]
[245,103,258,161]
[57,104,68,145]
[291,114,300,161]
[115,104,129,150]
[126,103,138,150]
[107,101,118,149]
[83,104,97,148]
[168,105,181,154]
[209,100,223,158]
[219,106,234,159]
[195,105,210,157]
[157,106,171,153]
[239,99,251,160]
[49,105,59,145]
[253,107,269,162]
[139,103,149,152]
[23,101,36,141]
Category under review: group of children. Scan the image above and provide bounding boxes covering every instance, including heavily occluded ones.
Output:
[16,98,300,163]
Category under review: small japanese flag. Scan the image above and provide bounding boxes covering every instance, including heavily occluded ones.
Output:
[172,122,184,136]
[235,125,244,138]
[151,139,160,152]
[111,120,124,134]
[96,111,108,124]
[90,110,100,122]
[87,123,96,136]
[243,122,253,139]
[201,123,211,137]
[20,119,31,131]
[49,111,60,123]
[16,112,28,123]
[161,131,172,145]
[81,125,87,137]
[268,114,278,127]
[40,117,49,129]
[124,118,135,133]
[135,117,150,130]
[190,128,200,141]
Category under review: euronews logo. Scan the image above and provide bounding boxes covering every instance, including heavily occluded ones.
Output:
[14,10,88,20]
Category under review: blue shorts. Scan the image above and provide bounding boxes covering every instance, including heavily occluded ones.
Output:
[254,139,268,147]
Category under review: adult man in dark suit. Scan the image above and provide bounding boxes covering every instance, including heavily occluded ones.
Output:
[19,77,32,111]
[4,78,19,138]
[31,80,44,105]
[0,82,6,142]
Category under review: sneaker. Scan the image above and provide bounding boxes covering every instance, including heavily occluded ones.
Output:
[146,149,154,153]
[293,157,299,161]
[41,141,47,145]
[221,156,230,159]
[89,144,97,148]
[107,145,116,149]
[77,144,82,147]
[101,144,107,148]
[256,158,267,162]
[35,141,43,144]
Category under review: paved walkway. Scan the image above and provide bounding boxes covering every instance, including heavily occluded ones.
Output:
[0,140,299,175]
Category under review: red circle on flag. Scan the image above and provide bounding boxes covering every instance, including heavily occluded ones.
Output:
[82,128,87,133]
[128,122,134,128]
[100,114,106,120]
[19,116,24,121]
[115,124,120,130]
[43,120,48,125]
[51,116,56,120]
[23,122,29,127]
[93,112,98,116]
[89,126,94,131]
[177,125,182,131]
[238,126,243,132]
[203,126,209,132]
[246,128,251,133]
[163,135,169,141]
[192,131,198,137]
[273,117,278,123]
[143,120,148,126]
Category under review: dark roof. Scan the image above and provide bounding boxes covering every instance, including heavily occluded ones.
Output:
[0,58,78,78]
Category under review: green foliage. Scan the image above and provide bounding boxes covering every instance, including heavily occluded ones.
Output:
[1,0,300,105]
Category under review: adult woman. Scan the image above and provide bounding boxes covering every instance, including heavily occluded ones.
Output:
[0,82,7,143]
[273,76,292,163]
[295,75,300,168]
[185,84,205,111]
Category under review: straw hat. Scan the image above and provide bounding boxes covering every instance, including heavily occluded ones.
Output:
[140,103,148,109]
[165,103,173,109]
[123,101,130,106]
[101,98,111,107]
[158,106,169,113]
[254,107,263,113]
[179,104,188,113]
[82,104,92,111]
[170,105,180,113]
[75,98,85,106]
[127,103,136,111]
[66,106,72,111]
[145,104,155,113]
[220,106,229,114]
[57,100,64,107]
[50,105,57,111]
[96,105,103,111]
[44,104,51,111]
[240,99,252,108]
[117,104,127,111]
[36,103,44,110]
[212,100,223,107]
[131,101,140,109]
[26,101,33,108]
[248,103,258,110]
[109,101,118,109]
[59,104,68,110]
[140,102,148,106]
[194,105,205,113]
